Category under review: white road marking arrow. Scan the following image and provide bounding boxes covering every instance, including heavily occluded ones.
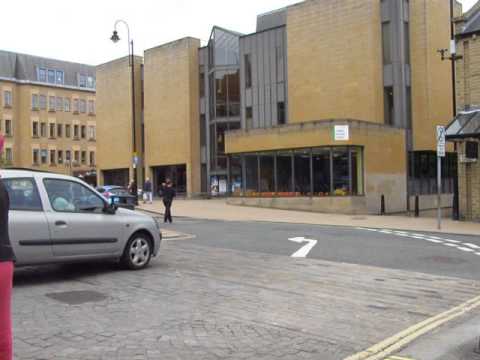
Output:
[288,237,318,258]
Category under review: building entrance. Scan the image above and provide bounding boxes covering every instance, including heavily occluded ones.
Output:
[102,169,129,187]
[152,164,187,196]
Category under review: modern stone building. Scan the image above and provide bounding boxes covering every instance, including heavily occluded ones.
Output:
[0,50,97,184]
[97,0,459,214]
[447,1,480,221]
[96,56,143,187]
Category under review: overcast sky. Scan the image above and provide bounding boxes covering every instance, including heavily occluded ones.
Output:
[0,0,477,66]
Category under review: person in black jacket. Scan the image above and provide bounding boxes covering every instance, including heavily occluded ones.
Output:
[162,179,176,223]
[0,177,14,360]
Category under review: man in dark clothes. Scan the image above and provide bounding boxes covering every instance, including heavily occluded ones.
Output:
[162,179,176,223]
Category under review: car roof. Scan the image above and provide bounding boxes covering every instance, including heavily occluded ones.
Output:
[0,169,82,182]
[101,185,124,190]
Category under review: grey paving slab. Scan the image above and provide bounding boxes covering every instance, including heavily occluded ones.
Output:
[11,241,480,360]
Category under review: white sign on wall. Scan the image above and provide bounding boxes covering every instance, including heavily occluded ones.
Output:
[334,125,349,141]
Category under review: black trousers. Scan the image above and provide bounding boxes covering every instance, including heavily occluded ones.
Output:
[163,200,173,223]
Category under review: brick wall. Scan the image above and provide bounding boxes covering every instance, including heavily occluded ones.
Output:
[457,140,480,221]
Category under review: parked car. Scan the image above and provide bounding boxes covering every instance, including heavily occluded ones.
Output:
[2,169,161,270]
[96,185,138,210]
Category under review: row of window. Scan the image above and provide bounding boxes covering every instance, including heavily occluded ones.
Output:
[32,122,96,141]
[31,94,95,114]
[36,67,95,89]
[32,149,95,167]
[228,146,363,197]
[37,68,64,85]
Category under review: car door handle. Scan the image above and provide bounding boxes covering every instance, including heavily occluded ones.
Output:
[55,220,67,227]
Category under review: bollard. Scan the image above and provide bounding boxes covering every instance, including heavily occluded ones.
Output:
[380,194,385,215]
[414,195,419,218]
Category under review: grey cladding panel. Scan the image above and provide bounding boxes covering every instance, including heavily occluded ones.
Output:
[256,9,287,32]
[240,26,287,129]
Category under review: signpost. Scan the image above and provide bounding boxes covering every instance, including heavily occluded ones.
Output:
[436,126,446,230]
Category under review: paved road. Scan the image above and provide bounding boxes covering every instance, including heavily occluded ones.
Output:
[161,217,480,281]
[11,214,480,360]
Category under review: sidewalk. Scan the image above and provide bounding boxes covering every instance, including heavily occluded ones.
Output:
[139,199,480,236]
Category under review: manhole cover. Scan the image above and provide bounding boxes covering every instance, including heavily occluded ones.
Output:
[45,290,108,305]
[351,216,367,220]
[420,256,467,265]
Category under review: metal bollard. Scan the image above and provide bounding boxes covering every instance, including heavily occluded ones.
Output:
[381,194,385,215]
[414,195,419,218]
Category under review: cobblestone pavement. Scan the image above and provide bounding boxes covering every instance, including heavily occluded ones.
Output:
[12,241,480,360]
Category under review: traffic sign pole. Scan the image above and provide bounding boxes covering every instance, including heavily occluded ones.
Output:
[436,126,446,230]
[437,156,442,230]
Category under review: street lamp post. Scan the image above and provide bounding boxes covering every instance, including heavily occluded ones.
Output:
[111,20,138,188]
[436,0,462,221]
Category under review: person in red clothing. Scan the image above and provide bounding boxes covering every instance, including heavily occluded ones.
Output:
[0,134,14,360]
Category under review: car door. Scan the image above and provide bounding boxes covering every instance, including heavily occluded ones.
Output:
[3,177,53,265]
[42,177,125,258]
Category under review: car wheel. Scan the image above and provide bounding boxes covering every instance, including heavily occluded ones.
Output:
[122,234,152,270]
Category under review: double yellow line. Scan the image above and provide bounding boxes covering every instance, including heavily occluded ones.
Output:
[344,294,480,360]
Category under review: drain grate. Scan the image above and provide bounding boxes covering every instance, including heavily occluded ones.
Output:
[45,290,108,305]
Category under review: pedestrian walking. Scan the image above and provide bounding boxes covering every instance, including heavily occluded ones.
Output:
[143,178,153,204]
[128,180,137,197]
[162,179,176,223]
[0,138,14,360]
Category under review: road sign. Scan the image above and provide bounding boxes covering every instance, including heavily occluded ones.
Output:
[334,125,349,141]
[437,126,446,157]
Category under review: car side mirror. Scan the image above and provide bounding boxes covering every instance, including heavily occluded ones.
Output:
[103,202,117,215]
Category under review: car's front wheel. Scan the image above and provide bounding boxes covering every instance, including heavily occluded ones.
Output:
[121,233,152,270]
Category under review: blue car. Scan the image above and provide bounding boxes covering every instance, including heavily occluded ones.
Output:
[96,185,138,210]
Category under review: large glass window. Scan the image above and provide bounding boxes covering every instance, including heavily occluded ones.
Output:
[229,155,243,195]
[332,148,350,196]
[404,22,410,64]
[409,151,456,195]
[277,102,286,125]
[382,22,392,65]
[39,95,47,110]
[313,148,331,196]
[47,69,55,83]
[276,151,292,193]
[294,149,311,195]
[215,71,227,117]
[245,54,252,89]
[259,154,274,193]
[232,146,364,197]
[245,155,258,194]
[38,68,47,82]
[384,87,394,125]
[350,147,363,195]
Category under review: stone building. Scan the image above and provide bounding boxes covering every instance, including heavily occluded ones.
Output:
[0,50,97,184]
[449,1,480,221]
[97,0,457,214]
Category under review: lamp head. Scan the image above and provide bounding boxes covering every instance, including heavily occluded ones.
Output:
[110,30,120,43]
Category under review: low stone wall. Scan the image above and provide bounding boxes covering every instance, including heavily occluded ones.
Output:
[227,196,368,215]
[409,194,454,211]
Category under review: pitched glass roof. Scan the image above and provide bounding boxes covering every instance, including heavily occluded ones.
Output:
[445,110,480,139]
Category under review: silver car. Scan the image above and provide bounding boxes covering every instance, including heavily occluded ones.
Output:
[2,169,161,270]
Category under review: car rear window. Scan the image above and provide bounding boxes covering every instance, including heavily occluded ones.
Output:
[3,178,43,211]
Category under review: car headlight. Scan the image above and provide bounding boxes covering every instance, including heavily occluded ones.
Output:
[153,217,161,230]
